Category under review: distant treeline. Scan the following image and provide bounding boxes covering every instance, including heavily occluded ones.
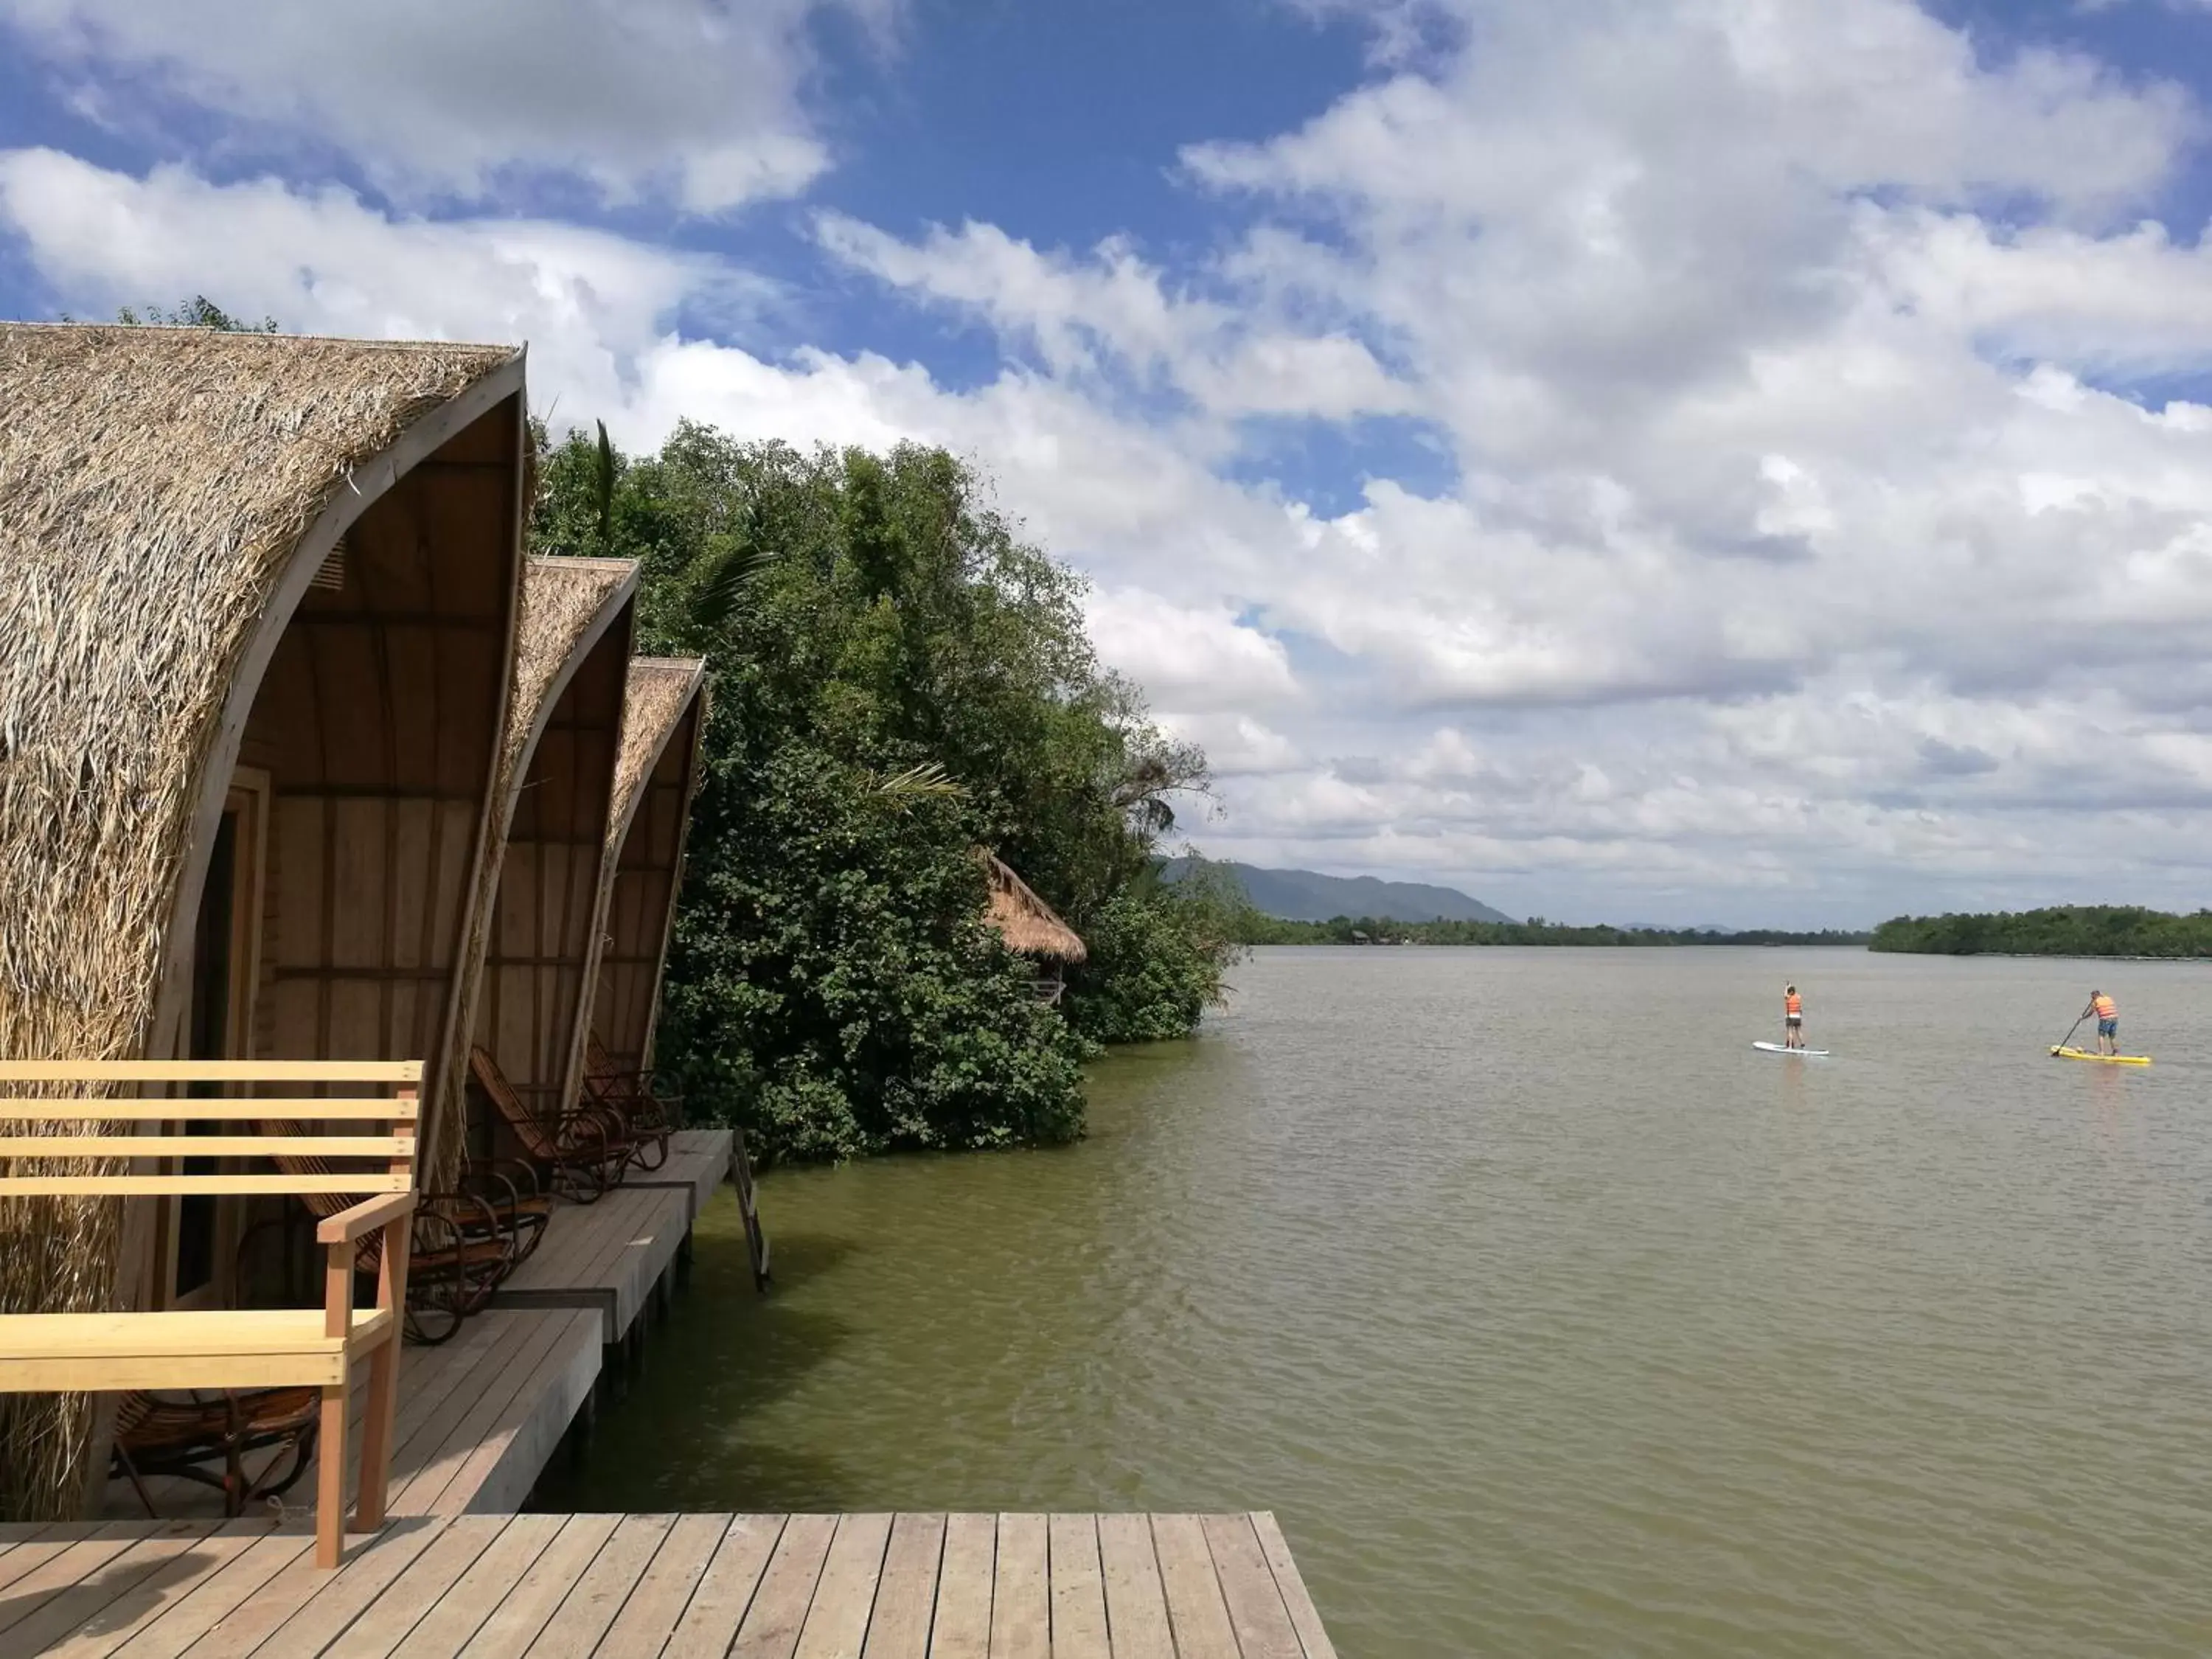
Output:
[1237,915,1871,947]
[1869,905,2212,958]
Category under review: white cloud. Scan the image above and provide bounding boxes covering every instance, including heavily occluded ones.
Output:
[816,213,1417,420]
[1082,589,1301,711]
[0,147,729,418]
[1155,713,1304,776]
[0,0,889,210]
[7,0,2212,924]
[1861,210,2212,375]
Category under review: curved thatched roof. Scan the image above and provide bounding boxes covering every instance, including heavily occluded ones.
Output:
[579,656,709,1077]
[608,657,708,849]
[0,324,521,1065]
[434,555,637,1179]
[978,850,1088,964]
[502,557,639,786]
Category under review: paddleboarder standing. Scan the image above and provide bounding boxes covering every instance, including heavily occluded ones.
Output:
[1784,984,1805,1051]
[2088,990,2119,1056]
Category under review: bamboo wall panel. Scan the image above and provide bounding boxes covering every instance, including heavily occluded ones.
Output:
[593,686,706,1074]
[473,602,631,1114]
[241,399,521,1114]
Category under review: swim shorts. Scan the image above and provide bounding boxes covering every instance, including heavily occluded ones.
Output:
[1786,1013,1803,1026]
[2098,1017,2118,1038]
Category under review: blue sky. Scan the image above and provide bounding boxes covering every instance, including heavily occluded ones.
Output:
[4,0,2211,926]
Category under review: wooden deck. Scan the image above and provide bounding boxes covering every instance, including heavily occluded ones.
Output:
[105,1308,602,1523]
[627,1130,735,1224]
[491,1183,692,1344]
[0,1509,1336,1657]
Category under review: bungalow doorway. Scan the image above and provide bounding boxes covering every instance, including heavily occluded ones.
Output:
[163,769,268,1310]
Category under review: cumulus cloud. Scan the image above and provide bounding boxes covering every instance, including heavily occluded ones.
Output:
[815,213,1418,420]
[1082,589,1301,710]
[1155,713,1304,776]
[0,147,734,417]
[6,0,2212,923]
[0,0,888,210]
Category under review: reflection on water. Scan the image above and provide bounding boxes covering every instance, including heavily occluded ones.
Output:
[540,948,2212,1656]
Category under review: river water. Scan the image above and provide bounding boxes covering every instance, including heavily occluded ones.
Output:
[540,947,2212,1655]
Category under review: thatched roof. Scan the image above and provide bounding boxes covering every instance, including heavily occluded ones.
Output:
[503,557,639,781]
[432,555,636,1182]
[0,324,521,1065]
[608,657,708,844]
[0,324,523,1520]
[978,850,1087,964]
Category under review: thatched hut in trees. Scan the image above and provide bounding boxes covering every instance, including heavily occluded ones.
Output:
[977,851,1088,1003]
[583,658,709,1081]
[0,324,529,1518]
[437,557,636,1183]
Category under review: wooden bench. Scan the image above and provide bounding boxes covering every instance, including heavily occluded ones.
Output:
[0,1060,419,1568]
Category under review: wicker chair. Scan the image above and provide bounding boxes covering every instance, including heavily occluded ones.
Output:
[580,1034,676,1172]
[469,1046,636,1203]
[111,1386,321,1518]
[450,1154,552,1265]
[241,1122,517,1345]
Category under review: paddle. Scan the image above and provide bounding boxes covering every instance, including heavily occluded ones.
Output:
[2051,1004,2091,1057]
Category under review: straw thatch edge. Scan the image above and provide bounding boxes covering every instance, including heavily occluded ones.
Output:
[431,557,639,1183]
[154,358,532,1062]
[604,657,709,860]
[577,656,710,1077]
[978,850,1088,963]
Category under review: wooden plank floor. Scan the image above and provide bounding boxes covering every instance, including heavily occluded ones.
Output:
[491,1183,692,1343]
[627,1130,734,1223]
[0,1511,1337,1657]
[102,1309,602,1524]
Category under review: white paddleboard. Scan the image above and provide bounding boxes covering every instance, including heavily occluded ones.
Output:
[1753,1040,1829,1057]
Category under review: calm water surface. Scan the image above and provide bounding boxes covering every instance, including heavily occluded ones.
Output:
[542,948,2212,1655]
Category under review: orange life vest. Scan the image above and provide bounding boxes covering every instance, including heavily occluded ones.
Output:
[1784,993,1802,1016]
[2093,995,2117,1020]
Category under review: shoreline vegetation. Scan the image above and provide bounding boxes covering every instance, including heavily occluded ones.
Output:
[1234,914,1871,947]
[1868,905,2212,959]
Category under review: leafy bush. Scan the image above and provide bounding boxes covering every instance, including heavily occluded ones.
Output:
[1064,862,1251,1044]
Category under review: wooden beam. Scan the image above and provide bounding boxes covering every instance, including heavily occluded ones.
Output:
[0,1174,411,1197]
[0,1099,417,1121]
[0,1136,414,1160]
[0,1060,421,1082]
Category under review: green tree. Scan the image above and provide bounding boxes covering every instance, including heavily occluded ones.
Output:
[532,424,1237,1159]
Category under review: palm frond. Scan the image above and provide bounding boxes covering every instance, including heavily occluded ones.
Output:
[872,761,964,802]
[592,419,615,552]
[691,540,781,629]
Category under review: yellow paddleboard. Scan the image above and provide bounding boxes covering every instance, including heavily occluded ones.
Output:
[2051,1046,2151,1066]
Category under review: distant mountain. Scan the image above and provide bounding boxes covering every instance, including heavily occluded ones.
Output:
[1164,858,1517,924]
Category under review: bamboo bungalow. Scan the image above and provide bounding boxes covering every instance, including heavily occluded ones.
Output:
[977,851,1088,1002]
[584,658,709,1082]
[437,558,636,1186]
[0,324,529,1519]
